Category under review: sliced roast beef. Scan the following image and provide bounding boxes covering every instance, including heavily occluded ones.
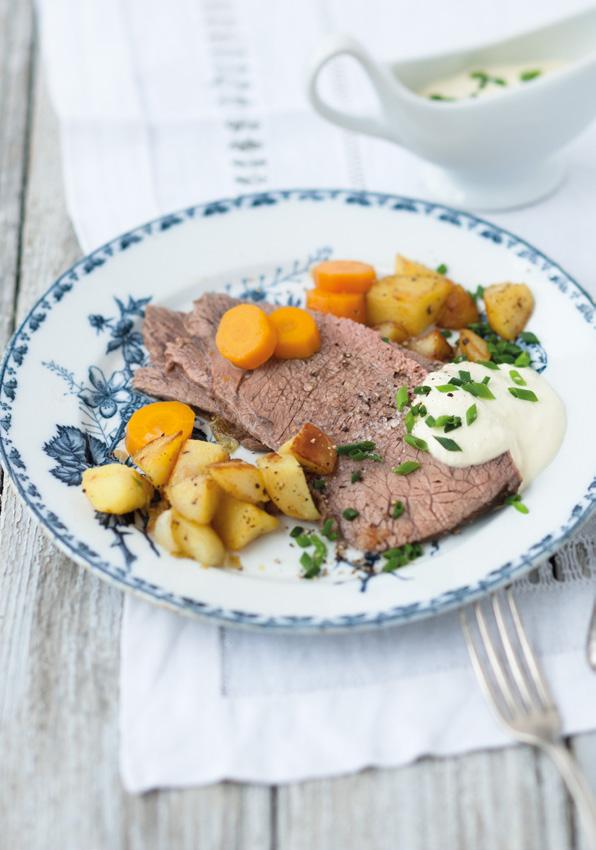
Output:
[134,294,521,551]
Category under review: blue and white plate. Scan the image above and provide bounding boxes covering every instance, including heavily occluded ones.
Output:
[0,189,594,631]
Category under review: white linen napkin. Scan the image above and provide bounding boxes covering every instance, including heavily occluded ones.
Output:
[37,0,596,791]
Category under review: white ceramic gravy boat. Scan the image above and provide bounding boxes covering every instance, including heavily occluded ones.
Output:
[307,6,596,210]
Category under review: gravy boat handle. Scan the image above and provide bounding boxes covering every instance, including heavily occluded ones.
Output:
[307,34,401,144]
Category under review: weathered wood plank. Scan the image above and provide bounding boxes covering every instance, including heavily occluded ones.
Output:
[0,0,33,350]
[276,746,572,850]
[0,68,271,850]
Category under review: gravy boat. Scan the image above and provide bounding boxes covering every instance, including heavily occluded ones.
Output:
[307,6,596,210]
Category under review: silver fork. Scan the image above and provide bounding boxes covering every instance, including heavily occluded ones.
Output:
[461,589,596,849]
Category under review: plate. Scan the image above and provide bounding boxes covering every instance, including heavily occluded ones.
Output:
[1,189,594,632]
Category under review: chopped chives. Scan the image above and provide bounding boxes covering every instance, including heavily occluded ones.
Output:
[436,263,448,275]
[404,410,415,434]
[519,330,540,344]
[404,434,429,452]
[436,384,458,393]
[393,461,421,476]
[509,387,538,402]
[482,376,490,385]
[395,386,409,411]
[337,440,375,455]
[434,436,462,452]
[466,404,478,426]
[506,494,530,514]
[311,477,326,492]
[414,385,431,396]
[480,360,499,370]
[452,354,467,363]
[295,534,314,548]
[448,377,463,387]
[470,285,485,303]
[509,370,526,386]
[440,329,452,339]
[458,370,472,383]
[321,518,338,541]
[351,470,363,483]
[290,526,304,539]
[520,69,541,82]
[381,336,390,343]
[390,500,405,519]
[433,414,462,432]
[300,551,321,579]
[342,507,359,521]
[514,351,531,367]
[381,542,423,571]
[462,381,495,400]
[425,415,436,427]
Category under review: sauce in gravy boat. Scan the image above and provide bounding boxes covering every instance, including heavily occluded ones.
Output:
[307,7,596,210]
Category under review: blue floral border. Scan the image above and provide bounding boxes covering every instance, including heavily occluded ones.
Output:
[0,189,594,632]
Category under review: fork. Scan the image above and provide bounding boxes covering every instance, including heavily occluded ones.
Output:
[461,589,596,848]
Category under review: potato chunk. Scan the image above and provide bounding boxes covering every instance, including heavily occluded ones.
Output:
[372,320,409,343]
[395,255,441,277]
[484,283,534,341]
[166,474,221,524]
[82,464,153,514]
[279,422,337,475]
[406,329,454,362]
[212,494,279,550]
[152,508,181,555]
[257,452,321,520]
[437,284,479,329]
[456,328,490,363]
[171,512,226,566]
[366,274,452,336]
[208,460,269,504]
[169,439,229,487]
[133,431,186,487]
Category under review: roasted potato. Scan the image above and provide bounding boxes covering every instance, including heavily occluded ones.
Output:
[366,274,452,336]
[212,493,279,550]
[171,511,226,566]
[132,430,186,487]
[169,439,229,487]
[166,474,221,524]
[456,328,490,363]
[152,508,181,555]
[484,283,534,341]
[279,422,337,475]
[437,284,479,329]
[256,452,321,520]
[395,255,440,277]
[406,329,454,362]
[208,460,268,504]
[372,320,409,343]
[82,464,153,514]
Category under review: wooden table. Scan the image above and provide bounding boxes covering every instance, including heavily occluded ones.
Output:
[1,5,594,848]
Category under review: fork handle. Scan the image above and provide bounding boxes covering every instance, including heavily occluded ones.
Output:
[543,741,596,849]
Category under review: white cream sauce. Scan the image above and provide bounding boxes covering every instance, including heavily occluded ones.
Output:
[411,362,565,487]
[420,61,564,102]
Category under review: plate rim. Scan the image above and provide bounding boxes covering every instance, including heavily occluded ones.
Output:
[1,187,594,632]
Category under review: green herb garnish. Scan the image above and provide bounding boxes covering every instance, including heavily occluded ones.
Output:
[514,351,531,367]
[414,385,431,396]
[433,414,462,432]
[404,410,416,434]
[458,370,472,383]
[321,518,338,541]
[466,404,478,426]
[480,360,499,370]
[506,494,530,514]
[297,532,328,578]
[519,330,540,344]
[337,440,383,462]
[440,329,452,339]
[462,381,495,400]
[509,369,526,386]
[395,386,409,411]
[434,436,462,452]
[436,384,458,393]
[393,461,421,476]
[404,434,429,452]
[453,354,467,363]
[390,500,405,519]
[381,336,390,343]
[342,507,359,521]
[436,263,448,275]
[290,526,304,539]
[509,387,538,402]
[425,415,436,427]
[351,470,363,483]
[429,93,454,101]
[311,477,326,492]
[382,542,423,571]
[470,285,485,303]
[520,69,541,82]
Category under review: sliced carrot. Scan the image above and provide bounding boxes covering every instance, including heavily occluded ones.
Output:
[268,306,321,360]
[306,289,366,323]
[125,401,195,456]
[215,303,277,370]
[312,260,376,294]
